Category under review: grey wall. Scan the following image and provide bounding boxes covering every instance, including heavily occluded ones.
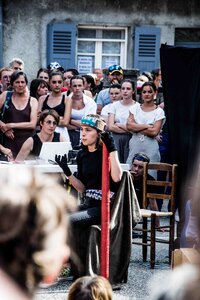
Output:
[2,0,200,81]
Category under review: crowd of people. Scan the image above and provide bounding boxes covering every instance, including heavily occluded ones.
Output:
[0,59,199,299]
[0,58,166,167]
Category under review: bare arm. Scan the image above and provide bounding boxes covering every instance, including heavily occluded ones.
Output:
[108,113,127,133]
[110,150,123,182]
[59,97,72,126]
[97,104,103,114]
[15,137,34,161]
[70,119,81,128]
[37,95,46,115]
[0,144,13,160]
[139,119,163,137]
[126,112,149,132]
[67,174,86,193]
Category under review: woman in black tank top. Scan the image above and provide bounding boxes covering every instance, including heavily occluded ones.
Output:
[38,71,72,127]
[15,109,66,161]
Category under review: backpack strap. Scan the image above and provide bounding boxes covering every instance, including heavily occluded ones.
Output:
[0,91,13,119]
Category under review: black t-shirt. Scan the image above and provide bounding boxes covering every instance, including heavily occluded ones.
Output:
[76,146,119,193]
[133,173,156,208]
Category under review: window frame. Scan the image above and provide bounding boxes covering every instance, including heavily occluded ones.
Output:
[77,25,128,71]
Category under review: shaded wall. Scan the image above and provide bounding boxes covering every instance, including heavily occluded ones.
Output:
[2,0,200,80]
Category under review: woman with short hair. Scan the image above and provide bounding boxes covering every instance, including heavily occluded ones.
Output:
[15,109,66,161]
[0,71,38,158]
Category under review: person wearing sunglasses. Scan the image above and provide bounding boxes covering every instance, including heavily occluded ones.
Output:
[15,109,66,161]
[0,67,13,94]
[126,82,165,177]
[96,64,124,114]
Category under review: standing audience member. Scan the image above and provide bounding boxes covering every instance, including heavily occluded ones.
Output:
[101,83,122,125]
[63,68,79,94]
[36,67,50,84]
[68,275,113,300]
[108,79,140,163]
[82,74,97,99]
[67,76,97,148]
[38,71,72,141]
[126,82,165,169]
[93,67,104,93]
[9,57,24,71]
[0,167,75,299]
[96,65,124,113]
[30,78,49,100]
[0,67,13,94]
[15,109,66,161]
[0,71,38,158]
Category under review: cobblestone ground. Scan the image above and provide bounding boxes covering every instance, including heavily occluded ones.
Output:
[35,217,174,300]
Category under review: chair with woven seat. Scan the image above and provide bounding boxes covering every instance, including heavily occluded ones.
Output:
[132,162,178,268]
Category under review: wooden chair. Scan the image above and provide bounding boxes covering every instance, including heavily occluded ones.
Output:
[132,162,178,268]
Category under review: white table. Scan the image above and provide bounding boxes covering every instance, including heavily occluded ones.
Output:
[0,161,130,173]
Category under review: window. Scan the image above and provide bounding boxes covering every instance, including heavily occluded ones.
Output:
[175,28,200,48]
[77,26,127,74]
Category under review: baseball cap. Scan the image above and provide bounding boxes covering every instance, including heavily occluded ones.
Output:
[108,65,123,75]
[81,114,106,132]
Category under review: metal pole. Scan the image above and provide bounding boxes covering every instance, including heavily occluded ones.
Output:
[100,143,110,278]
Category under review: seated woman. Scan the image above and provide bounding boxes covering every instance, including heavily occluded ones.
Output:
[55,114,122,277]
[15,109,66,161]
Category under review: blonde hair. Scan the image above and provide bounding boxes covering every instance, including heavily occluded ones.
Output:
[68,275,113,300]
[0,167,75,295]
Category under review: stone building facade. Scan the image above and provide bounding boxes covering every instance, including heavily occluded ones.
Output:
[0,0,200,80]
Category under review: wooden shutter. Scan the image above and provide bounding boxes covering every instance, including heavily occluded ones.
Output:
[47,22,76,69]
[134,27,161,72]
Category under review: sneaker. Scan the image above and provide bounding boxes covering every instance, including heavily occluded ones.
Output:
[57,266,74,282]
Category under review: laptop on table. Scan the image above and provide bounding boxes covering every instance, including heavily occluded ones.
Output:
[39,142,72,162]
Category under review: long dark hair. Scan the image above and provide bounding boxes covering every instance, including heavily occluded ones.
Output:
[30,78,49,99]
[121,79,136,100]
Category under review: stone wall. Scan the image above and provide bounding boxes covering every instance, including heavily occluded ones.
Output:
[2,0,200,80]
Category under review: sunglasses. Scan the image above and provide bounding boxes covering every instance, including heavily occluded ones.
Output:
[44,120,57,126]
[108,65,122,72]
[3,75,11,80]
